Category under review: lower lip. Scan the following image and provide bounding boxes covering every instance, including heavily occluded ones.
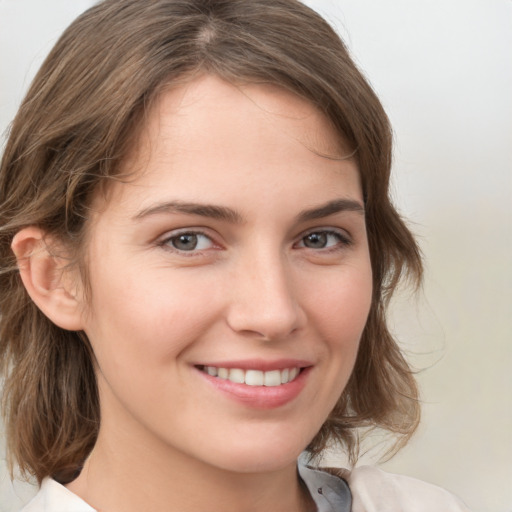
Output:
[196,367,311,409]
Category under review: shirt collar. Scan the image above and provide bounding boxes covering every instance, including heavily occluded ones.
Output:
[298,463,352,512]
[26,463,351,512]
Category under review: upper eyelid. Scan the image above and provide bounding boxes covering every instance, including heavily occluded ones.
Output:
[294,228,354,250]
[158,227,214,240]
[155,226,353,249]
[297,226,352,240]
[157,228,219,249]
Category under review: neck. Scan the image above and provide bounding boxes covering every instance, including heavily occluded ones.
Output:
[66,422,314,512]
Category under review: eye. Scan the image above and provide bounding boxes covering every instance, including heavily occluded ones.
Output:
[163,231,214,252]
[296,230,351,250]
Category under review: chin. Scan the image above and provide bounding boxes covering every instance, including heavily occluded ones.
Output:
[199,431,314,474]
[213,452,300,474]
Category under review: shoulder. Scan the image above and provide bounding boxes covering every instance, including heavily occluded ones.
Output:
[324,466,471,512]
[20,478,96,512]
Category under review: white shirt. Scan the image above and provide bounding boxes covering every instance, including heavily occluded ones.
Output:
[20,464,471,512]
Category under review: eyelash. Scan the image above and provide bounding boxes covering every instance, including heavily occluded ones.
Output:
[158,228,352,256]
[158,230,217,256]
[295,229,352,252]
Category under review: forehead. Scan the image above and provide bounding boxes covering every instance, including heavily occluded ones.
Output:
[131,75,349,168]
[94,74,359,214]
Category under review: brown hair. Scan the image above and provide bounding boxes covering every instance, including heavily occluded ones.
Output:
[0,0,422,484]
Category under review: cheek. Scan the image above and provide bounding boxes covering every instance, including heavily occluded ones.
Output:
[295,266,372,427]
[302,264,373,345]
[83,267,223,372]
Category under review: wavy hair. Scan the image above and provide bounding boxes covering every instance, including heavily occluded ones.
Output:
[0,0,422,484]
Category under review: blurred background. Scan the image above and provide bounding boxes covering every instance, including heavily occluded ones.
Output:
[1,1,511,511]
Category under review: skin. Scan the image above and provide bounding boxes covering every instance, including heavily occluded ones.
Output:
[47,75,372,512]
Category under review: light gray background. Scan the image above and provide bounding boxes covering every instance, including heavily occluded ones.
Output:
[1,1,511,511]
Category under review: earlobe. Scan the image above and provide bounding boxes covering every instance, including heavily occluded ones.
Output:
[11,227,85,331]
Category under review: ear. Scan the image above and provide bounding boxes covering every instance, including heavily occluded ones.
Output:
[11,227,85,331]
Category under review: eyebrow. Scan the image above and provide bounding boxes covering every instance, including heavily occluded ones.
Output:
[297,198,365,222]
[133,201,244,223]
[133,198,364,223]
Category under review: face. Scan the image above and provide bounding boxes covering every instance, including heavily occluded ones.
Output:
[78,75,372,474]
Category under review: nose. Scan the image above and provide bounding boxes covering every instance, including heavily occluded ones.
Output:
[225,249,305,340]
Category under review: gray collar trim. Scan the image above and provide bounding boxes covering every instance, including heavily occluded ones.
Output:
[298,464,352,512]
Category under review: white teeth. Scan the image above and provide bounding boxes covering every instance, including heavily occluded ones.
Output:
[202,366,301,386]
[289,367,299,381]
[264,370,281,387]
[245,370,264,386]
[228,368,245,384]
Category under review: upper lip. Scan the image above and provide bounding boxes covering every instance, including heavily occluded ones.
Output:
[194,358,313,371]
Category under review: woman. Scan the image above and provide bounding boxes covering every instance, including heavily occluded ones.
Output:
[0,1,470,510]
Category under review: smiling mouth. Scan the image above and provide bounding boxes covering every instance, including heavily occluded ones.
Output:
[197,366,301,387]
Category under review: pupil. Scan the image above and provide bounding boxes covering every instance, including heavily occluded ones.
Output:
[173,233,197,251]
[305,232,327,248]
